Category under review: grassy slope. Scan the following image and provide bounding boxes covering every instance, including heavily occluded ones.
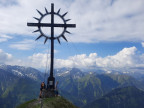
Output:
[58,74,139,107]
[16,97,78,108]
[83,86,144,108]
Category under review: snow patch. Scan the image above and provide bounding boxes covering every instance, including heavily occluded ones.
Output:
[57,71,70,76]
[12,69,24,77]
[106,71,112,74]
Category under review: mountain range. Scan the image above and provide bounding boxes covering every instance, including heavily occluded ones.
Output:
[0,64,144,108]
[56,68,144,107]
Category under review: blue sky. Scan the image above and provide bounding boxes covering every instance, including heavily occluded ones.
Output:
[0,0,144,73]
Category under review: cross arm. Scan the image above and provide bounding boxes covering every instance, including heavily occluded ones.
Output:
[27,23,76,28]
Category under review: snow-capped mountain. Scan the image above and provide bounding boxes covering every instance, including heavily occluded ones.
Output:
[55,68,85,79]
[1,64,144,82]
[0,65,85,81]
[0,64,44,81]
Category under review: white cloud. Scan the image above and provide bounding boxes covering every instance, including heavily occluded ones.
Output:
[0,49,12,64]
[1,46,144,73]
[96,47,137,68]
[0,34,12,42]
[0,0,144,43]
[0,49,22,66]
[9,39,36,50]
[24,47,139,70]
[141,42,144,47]
[27,53,51,68]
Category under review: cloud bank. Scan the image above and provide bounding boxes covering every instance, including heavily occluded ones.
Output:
[0,0,144,43]
[1,46,144,73]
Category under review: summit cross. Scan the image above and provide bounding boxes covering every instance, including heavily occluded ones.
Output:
[27,3,76,89]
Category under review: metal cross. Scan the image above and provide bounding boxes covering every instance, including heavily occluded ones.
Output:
[27,3,76,89]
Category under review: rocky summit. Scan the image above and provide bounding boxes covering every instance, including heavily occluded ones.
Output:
[16,96,78,108]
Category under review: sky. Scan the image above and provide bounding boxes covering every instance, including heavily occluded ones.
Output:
[0,0,144,73]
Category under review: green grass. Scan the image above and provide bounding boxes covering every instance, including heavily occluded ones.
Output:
[16,97,78,108]
[16,99,37,108]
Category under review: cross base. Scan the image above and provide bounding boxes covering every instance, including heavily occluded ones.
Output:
[41,89,56,98]
[47,76,55,89]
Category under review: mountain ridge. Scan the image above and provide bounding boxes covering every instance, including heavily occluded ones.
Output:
[82,86,144,108]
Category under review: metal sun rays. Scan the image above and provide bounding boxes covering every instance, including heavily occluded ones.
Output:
[27,3,76,44]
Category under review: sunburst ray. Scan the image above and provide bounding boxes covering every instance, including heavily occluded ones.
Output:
[36,9,43,16]
[33,29,39,33]
[57,38,61,44]
[45,7,48,14]
[62,12,68,17]
[35,35,42,41]
[62,35,68,42]
[65,19,71,22]
[44,37,48,44]
[33,17,39,21]
[57,8,61,14]
[66,30,71,34]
